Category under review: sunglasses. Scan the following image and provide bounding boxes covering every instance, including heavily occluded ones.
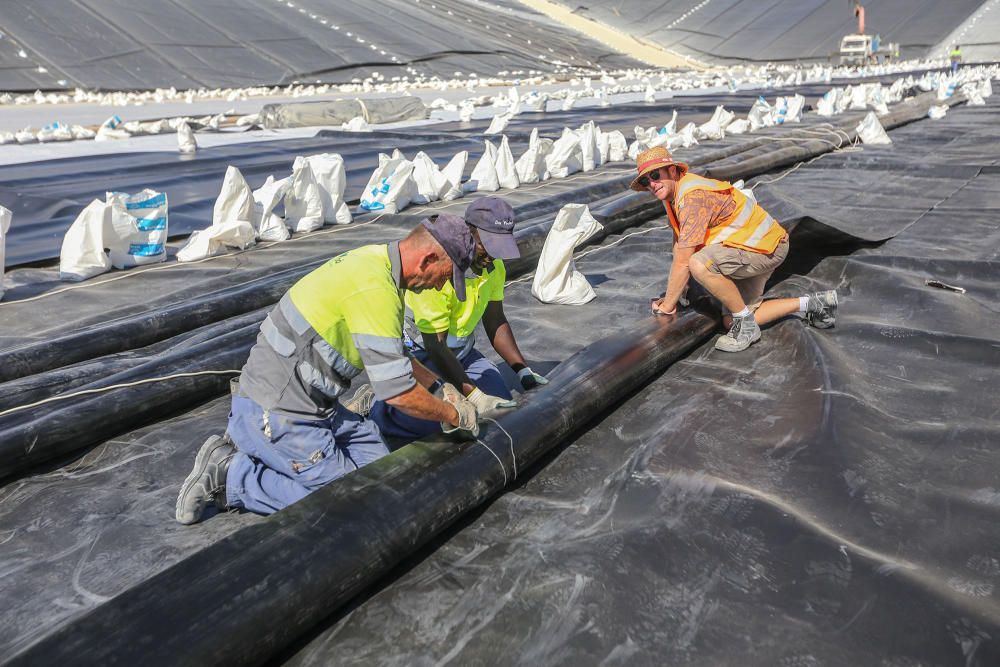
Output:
[638,169,666,189]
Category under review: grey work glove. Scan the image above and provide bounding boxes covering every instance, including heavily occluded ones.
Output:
[466,387,517,418]
[438,382,480,438]
[517,367,549,391]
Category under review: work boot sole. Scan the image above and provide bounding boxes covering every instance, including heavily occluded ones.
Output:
[175,435,231,525]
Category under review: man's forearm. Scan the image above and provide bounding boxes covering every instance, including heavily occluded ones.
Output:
[483,305,527,372]
[661,257,691,311]
[488,322,527,372]
[411,358,443,389]
[386,383,458,425]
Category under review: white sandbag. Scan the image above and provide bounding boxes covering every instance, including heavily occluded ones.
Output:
[459,101,475,122]
[464,140,500,193]
[696,105,734,140]
[531,204,603,305]
[927,105,948,120]
[0,206,11,300]
[561,96,576,112]
[774,94,804,123]
[59,200,113,281]
[105,189,169,269]
[305,153,352,224]
[177,220,256,262]
[0,132,15,145]
[577,121,599,171]
[342,116,371,131]
[748,97,774,130]
[439,151,468,201]
[484,113,510,135]
[644,84,656,103]
[15,128,37,144]
[605,130,628,162]
[849,85,868,110]
[506,87,521,116]
[816,89,838,117]
[495,135,520,190]
[545,128,583,179]
[663,110,679,136]
[667,123,699,151]
[726,119,750,135]
[286,156,326,231]
[982,79,993,98]
[95,115,130,141]
[235,113,260,127]
[71,125,96,140]
[411,152,443,204]
[628,125,655,160]
[937,79,955,101]
[514,128,550,184]
[525,92,548,112]
[252,175,291,242]
[359,154,418,213]
[856,111,892,145]
[964,83,986,106]
[213,166,255,227]
[177,121,198,154]
[37,122,73,143]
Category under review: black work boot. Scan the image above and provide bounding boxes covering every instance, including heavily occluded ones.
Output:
[175,434,236,525]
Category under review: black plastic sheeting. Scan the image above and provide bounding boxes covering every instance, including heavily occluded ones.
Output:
[2,89,998,664]
[0,80,891,268]
[0,0,639,92]
[278,94,1000,666]
[9,311,721,667]
[550,0,984,63]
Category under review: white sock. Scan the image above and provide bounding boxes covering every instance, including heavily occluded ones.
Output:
[733,307,751,319]
[798,296,810,313]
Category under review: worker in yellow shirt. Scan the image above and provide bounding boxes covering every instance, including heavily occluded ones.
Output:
[350,197,548,442]
[175,215,480,523]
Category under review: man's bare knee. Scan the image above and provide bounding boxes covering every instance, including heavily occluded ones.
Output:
[689,257,711,283]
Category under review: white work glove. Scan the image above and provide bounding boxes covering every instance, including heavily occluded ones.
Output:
[517,367,549,391]
[466,387,517,417]
[437,382,480,438]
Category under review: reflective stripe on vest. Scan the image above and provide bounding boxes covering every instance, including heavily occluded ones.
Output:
[669,173,785,254]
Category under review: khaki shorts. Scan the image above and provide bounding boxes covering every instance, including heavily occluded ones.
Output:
[692,237,789,312]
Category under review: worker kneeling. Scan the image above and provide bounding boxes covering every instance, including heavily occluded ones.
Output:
[176,215,480,524]
[349,197,548,443]
[632,147,838,351]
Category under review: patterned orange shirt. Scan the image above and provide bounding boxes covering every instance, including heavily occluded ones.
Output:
[672,189,737,249]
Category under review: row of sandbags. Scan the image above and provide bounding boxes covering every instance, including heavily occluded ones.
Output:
[1,57,967,145]
[625,93,806,160]
[0,111,252,147]
[53,121,631,281]
[57,154,352,278]
[357,122,628,214]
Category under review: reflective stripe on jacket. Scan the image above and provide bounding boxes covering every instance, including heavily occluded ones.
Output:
[239,242,415,419]
[665,173,786,254]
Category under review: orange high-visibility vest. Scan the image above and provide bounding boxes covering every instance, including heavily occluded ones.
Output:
[665,173,786,254]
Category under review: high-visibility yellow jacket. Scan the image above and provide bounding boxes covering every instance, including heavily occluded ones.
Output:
[666,173,786,254]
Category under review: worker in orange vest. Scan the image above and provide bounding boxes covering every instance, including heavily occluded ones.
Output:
[631,146,839,352]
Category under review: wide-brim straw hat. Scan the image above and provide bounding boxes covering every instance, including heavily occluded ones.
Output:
[629,145,689,192]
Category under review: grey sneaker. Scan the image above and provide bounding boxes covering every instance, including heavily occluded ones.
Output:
[715,315,762,352]
[175,434,236,525]
[805,290,839,329]
[344,383,375,416]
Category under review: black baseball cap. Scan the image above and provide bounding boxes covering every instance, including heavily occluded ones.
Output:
[464,197,520,260]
